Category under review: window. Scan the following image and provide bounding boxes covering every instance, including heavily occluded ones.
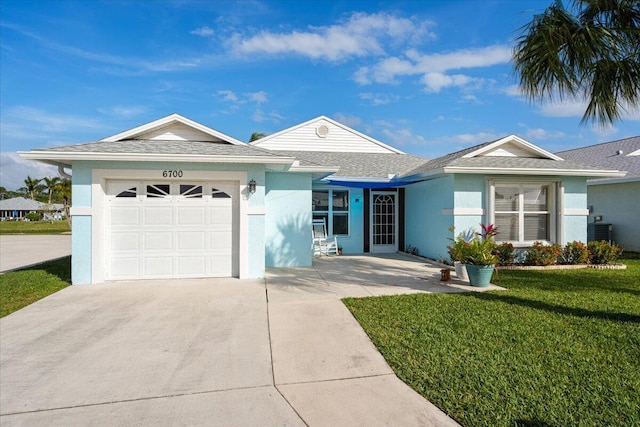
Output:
[492,182,555,244]
[312,189,349,235]
[146,184,170,198]
[116,187,137,198]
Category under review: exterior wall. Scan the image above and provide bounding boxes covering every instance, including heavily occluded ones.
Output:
[588,182,640,251]
[452,174,485,238]
[70,160,265,284]
[265,172,313,267]
[311,185,364,255]
[562,176,588,244]
[404,176,454,261]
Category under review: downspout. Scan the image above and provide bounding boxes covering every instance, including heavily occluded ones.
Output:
[557,181,564,245]
[58,165,72,179]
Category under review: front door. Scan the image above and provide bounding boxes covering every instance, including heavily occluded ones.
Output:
[370,191,397,253]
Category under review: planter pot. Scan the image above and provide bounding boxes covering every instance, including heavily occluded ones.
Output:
[454,261,468,281]
[465,264,495,287]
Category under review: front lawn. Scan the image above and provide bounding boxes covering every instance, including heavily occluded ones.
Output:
[344,255,640,427]
[0,256,71,317]
[0,220,70,235]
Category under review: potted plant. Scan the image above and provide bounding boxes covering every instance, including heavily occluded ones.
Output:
[447,227,475,280]
[462,224,498,287]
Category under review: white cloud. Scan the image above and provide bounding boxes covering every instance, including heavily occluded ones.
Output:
[97,105,147,119]
[332,113,362,128]
[459,94,482,104]
[381,128,427,146]
[217,90,240,103]
[2,106,105,134]
[252,109,284,124]
[191,26,214,37]
[524,128,566,140]
[0,152,58,191]
[247,91,268,104]
[228,12,436,61]
[355,44,511,92]
[359,92,400,106]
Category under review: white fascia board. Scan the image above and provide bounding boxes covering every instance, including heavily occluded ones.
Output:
[250,115,405,154]
[18,150,296,165]
[442,166,627,177]
[462,134,564,161]
[288,165,340,173]
[102,113,245,145]
[321,176,393,183]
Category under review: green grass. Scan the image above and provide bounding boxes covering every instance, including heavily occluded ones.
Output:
[0,256,71,317]
[344,255,640,427]
[0,220,70,234]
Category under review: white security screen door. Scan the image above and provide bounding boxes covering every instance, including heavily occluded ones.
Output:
[371,192,397,253]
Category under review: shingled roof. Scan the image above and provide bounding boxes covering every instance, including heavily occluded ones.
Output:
[556,136,640,182]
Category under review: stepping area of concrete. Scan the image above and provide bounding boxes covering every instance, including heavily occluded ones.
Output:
[1,254,498,425]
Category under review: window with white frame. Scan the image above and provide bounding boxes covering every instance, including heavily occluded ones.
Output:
[312,189,349,235]
[491,182,555,244]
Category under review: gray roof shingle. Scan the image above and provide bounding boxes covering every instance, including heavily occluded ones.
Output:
[556,136,640,180]
[0,197,63,211]
[273,151,428,178]
[34,139,287,158]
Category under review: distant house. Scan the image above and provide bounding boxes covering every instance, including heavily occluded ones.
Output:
[0,197,64,220]
[557,136,640,252]
[19,114,624,284]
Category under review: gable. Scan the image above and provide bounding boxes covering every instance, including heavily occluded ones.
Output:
[134,122,223,142]
[479,141,543,158]
[462,135,563,161]
[251,116,403,154]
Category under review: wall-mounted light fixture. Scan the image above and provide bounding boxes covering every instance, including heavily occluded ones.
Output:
[248,179,257,195]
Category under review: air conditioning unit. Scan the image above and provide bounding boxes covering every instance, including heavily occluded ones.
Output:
[588,223,613,243]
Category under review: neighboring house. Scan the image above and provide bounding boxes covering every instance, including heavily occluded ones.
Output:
[557,136,640,252]
[0,197,64,220]
[19,114,624,284]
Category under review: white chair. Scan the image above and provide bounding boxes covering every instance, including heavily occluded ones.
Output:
[312,219,339,256]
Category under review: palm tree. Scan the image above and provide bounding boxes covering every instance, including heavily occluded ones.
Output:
[23,176,42,200]
[249,132,266,142]
[56,178,72,223]
[513,0,640,125]
[43,176,61,205]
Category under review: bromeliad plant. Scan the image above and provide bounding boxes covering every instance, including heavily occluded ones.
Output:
[463,223,499,266]
[447,226,474,263]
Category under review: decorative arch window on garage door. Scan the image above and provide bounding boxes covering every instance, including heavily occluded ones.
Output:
[212,188,231,199]
[146,184,170,198]
[115,187,137,198]
[180,184,203,198]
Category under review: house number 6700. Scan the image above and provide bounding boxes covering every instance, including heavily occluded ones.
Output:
[162,170,183,178]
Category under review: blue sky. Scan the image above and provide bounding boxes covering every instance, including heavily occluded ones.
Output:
[1,0,638,190]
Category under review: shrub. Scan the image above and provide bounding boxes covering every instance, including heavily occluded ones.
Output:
[524,241,562,266]
[495,242,516,266]
[405,245,419,256]
[25,212,42,221]
[587,240,623,265]
[561,241,589,264]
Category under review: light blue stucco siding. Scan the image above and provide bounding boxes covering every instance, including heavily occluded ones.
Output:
[265,172,312,267]
[404,176,454,261]
[71,162,93,285]
[453,174,485,238]
[563,176,588,243]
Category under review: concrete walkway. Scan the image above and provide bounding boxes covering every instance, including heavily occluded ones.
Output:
[1,254,496,426]
[0,234,71,272]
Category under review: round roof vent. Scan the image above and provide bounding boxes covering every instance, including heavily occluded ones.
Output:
[316,124,330,138]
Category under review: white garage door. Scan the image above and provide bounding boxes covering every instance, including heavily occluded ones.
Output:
[106,181,238,280]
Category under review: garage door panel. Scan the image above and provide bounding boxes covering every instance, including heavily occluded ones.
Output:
[176,257,206,276]
[208,205,232,224]
[110,207,140,226]
[210,255,232,276]
[111,232,140,251]
[144,207,173,225]
[176,207,206,226]
[143,257,173,277]
[143,232,173,251]
[176,232,205,250]
[109,258,140,279]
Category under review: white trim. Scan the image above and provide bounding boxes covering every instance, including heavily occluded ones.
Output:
[442,166,625,177]
[70,207,92,216]
[250,115,405,154]
[246,206,266,215]
[369,190,398,253]
[102,114,245,145]
[564,208,589,216]
[91,169,250,284]
[18,151,295,165]
[463,135,564,161]
[441,208,485,215]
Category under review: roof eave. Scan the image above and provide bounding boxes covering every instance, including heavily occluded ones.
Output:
[441,166,627,177]
[18,151,296,165]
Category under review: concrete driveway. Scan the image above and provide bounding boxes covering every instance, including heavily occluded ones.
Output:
[0,254,488,426]
[0,235,71,272]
